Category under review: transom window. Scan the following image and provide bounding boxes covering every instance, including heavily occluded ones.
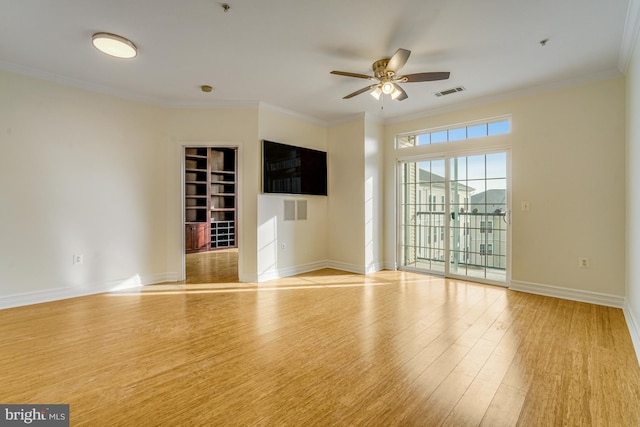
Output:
[397,117,511,148]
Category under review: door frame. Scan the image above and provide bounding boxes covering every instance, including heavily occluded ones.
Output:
[179,141,242,282]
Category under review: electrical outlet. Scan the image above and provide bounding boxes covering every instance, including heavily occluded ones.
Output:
[578,257,590,268]
[73,254,84,265]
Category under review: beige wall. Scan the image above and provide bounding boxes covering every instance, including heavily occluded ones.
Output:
[0,65,630,311]
[0,70,171,303]
[167,107,259,282]
[385,77,626,296]
[0,69,332,303]
[327,118,366,270]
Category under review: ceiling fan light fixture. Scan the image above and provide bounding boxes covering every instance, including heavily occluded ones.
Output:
[370,86,382,100]
[381,81,394,94]
[391,86,402,100]
[92,32,137,59]
[331,48,450,102]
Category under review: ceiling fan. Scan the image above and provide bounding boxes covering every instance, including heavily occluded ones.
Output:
[331,48,450,101]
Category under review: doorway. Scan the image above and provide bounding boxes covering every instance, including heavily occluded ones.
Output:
[398,151,510,285]
[184,146,239,283]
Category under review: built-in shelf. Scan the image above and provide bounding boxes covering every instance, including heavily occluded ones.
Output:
[184,147,237,252]
[211,220,235,249]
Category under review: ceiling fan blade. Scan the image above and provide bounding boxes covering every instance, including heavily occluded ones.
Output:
[343,84,379,99]
[394,85,408,101]
[331,71,376,80]
[401,72,450,82]
[386,48,411,74]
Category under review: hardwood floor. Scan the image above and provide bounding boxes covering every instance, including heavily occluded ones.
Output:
[1,269,639,426]
[185,249,238,283]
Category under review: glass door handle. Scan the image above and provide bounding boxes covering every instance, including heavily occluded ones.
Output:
[503,209,511,224]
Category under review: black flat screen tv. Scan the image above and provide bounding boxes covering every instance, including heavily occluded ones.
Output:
[262,140,327,196]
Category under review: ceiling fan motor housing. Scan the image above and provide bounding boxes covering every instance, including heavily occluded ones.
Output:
[373,58,392,79]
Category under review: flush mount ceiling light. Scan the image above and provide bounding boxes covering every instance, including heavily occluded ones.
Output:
[92,32,137,59]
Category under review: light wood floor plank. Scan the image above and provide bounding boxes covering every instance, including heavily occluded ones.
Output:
[1,269,639,426]
[185,249,238,283]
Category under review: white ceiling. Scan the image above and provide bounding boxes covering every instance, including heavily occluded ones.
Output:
[0,0,634,124]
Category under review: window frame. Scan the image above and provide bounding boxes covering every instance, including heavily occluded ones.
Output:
[396,116,511,149]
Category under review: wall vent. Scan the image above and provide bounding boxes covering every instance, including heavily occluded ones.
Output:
[284,200,296,221]
[434,86,466,97]
[296,200,307,220]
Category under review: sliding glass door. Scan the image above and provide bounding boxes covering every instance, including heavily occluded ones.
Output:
[399,159,447,274]
[399,152,509,285]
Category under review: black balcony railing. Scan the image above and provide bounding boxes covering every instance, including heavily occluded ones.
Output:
[403,211,507,271]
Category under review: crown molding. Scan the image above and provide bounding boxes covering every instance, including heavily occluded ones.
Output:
[619,0,640,74]
[0,60,283,115]
[0,61,331,123]
[327,112,368,127]
[167,99,260,110]
[258,102,328,127]
[384,67,623,126]
[0,59,166,106]
[0,58,626,130]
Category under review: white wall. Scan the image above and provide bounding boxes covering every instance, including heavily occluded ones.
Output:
[626,30,640,354]
[364,115,385,272]
[385,77,626,300]
[255,107,328,280]
[327,117,366,271]
[0,70,171,307]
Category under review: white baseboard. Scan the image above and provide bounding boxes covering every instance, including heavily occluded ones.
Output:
[0,272,179,310]
[3,262,383,308]
[509,280,640,364]
[623,301,640,365]
[509,279,625,308]
[257,260,329,282]
[325,260,366,274]
[382,261,397,271]
[141,272,180,285]
[256,260,385,282]
[364,262,385,274]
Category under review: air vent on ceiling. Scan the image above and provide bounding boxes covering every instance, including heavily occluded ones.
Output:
[434,86,466,97]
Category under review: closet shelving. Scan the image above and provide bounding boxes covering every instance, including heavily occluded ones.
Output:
[184,147,237,253]
[209,148,236,250]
